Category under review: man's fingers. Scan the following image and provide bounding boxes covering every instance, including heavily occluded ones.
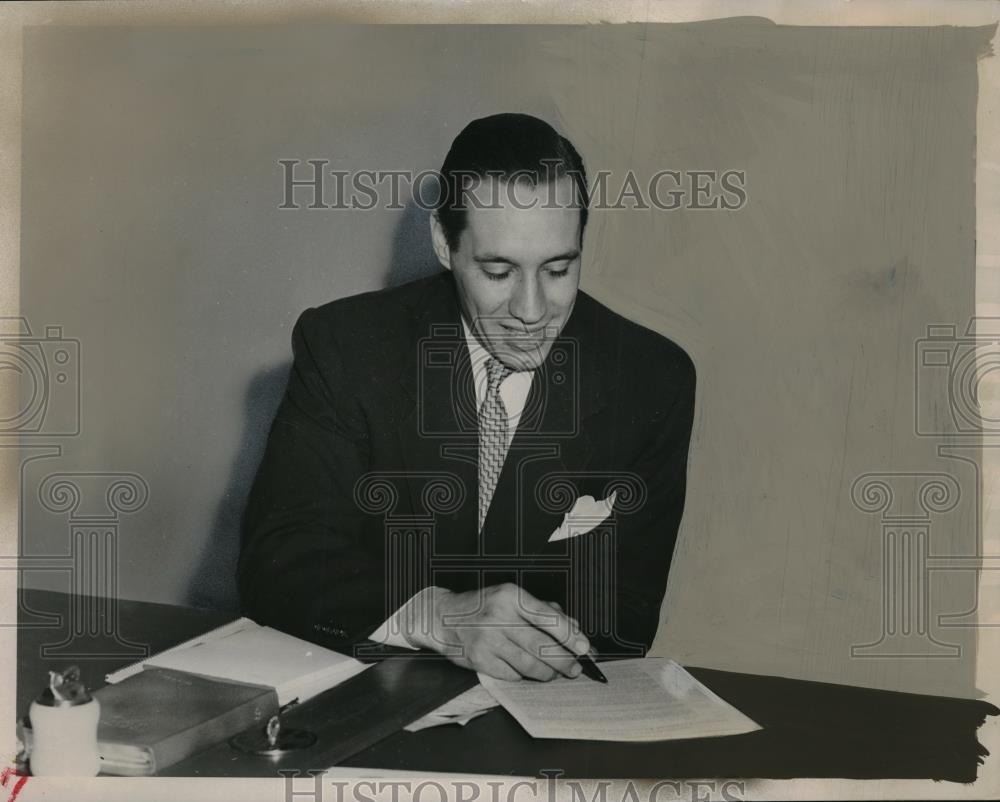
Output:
[495,636,559,682]
[545,601,583,637]
[446,623,559,682]
[478,654,522,682]
[445,633,528,681]
[545,601,582,631]
[505,627,581,679]
[511,590,589,655]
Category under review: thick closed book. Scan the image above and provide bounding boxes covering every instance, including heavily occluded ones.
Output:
[96,667,279,775]
[24,667,279,775]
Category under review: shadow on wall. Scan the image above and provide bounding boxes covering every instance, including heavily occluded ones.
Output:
[384,199,441,288]
[186,361,291,611]
[187,199,441,611]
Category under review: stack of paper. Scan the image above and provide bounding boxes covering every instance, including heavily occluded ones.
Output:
[404,684,500,732]
[106,618,370,706]
[478,658,761,742]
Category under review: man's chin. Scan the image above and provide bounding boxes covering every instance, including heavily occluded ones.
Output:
[493,341,551,372]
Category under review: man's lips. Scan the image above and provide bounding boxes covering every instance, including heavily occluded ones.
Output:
[499,325,550,338]
[500,329,548,349]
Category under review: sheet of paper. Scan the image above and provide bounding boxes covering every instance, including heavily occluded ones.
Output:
[404,684,500,732]
[478,658,761,742]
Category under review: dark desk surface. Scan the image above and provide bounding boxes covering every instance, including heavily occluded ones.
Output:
[16,589,998,782]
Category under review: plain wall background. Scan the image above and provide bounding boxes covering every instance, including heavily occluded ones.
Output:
[17,20,992,696]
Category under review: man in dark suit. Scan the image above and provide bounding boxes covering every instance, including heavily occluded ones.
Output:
[238,113,696,682]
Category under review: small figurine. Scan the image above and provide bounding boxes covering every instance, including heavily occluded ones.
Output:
[28,665,101,776]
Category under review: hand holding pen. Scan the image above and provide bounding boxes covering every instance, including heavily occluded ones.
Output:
[576,650,608,683]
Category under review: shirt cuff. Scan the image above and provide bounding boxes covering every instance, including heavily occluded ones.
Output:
[367,586,438,649]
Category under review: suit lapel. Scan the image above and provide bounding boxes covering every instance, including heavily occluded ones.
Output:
[396,279,479,556]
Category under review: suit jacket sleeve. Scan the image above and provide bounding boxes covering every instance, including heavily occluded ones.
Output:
[237,307,382,649]
[591,346,696,655]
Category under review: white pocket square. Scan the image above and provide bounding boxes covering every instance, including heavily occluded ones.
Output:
[547,491,618,542]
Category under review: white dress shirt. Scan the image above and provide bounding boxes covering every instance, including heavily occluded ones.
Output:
[460,318,534,450]
[367,319,535,647]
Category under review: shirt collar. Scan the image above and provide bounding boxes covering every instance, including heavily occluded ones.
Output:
[461,317,491,373]
[461,318,535,408]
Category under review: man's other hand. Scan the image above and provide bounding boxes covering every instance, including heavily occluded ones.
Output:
[403,584,590,681]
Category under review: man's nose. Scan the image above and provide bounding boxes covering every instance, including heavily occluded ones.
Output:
[509,273,546,326]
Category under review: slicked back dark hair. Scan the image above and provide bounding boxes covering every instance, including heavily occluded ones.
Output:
[434,113,589,252]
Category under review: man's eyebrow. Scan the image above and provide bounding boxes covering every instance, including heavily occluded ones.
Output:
[540,249,580,264]
[473,253,517,265]
[472,249,580,265]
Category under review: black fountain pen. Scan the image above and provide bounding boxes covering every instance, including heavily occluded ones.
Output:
[577,651,608,683]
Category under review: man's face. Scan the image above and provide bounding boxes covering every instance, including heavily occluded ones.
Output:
[431,175,583,372]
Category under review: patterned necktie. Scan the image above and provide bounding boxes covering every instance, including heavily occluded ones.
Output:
[478,356,514,533]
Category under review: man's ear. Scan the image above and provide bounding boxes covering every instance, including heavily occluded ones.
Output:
[429,213,453,271]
